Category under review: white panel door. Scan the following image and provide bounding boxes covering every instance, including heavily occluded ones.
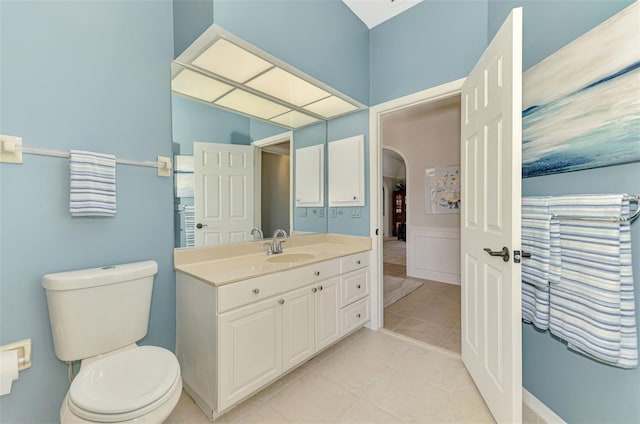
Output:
[460,8,522,423]
[194,142,254,246]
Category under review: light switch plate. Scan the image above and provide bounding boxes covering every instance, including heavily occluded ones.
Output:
[330,208,337,218]
[351,207,361,218]
[298,208,307,217]
[317,208,324,217]
[0,135,23,164]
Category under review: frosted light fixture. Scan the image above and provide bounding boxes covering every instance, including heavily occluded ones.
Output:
[171,24,365,129]
[270,111,320,128]
[171,69,233,102]
[304,96,359,118]
[215,89,290,120]
[192,39,273,83]
[246,67,331,107]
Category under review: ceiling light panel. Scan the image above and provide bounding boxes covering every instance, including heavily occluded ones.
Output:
[215,89,290,120]
[192,39,273,83]
[246,67,331,107]
[304,96,358,118]
[171,69,233,102]
[270,111,320,128]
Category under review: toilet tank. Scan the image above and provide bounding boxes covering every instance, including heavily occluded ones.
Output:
[42,260,158,362]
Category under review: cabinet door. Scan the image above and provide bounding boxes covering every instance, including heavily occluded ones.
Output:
[282,286,316,372]
[328,135,364,207]
[295,144,324,207]
[218,297,283,411]
[315,277,341,351]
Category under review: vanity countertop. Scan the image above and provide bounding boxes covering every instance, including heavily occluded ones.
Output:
[174,234,371,286]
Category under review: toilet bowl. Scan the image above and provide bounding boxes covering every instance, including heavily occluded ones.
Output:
[60,345,182,423]
[42,261,182,424]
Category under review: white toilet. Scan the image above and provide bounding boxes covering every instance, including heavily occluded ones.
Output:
[42,260,182,423]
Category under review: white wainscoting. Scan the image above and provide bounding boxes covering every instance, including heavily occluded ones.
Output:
[407,226,461,285]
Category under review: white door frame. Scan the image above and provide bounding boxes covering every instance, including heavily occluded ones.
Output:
[368,78,465,330]
[252,131,294,237]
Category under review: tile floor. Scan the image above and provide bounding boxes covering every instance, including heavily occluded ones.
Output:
[382,238,462,354]
[166,328,495,424]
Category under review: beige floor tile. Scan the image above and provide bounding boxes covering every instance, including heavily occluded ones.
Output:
[523,403,539,424]
[383,262,407,278]
[342,329,412,365]
[334,398,404,424]
[390,345,466,393]
[393,318,451,346]
[313,347,390,396]
[214,397,264,423]
[411,301,460,329]
[233,403,290,423]
[440,373,494,423]
[268,370,357,423]
[165,391,212,423]
[383,310,407,330]
[362,367,451,423]
[440,328,462,354]
[253,365,309,402]
[384,296,424,317]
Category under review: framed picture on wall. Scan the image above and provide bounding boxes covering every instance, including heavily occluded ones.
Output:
[425,166,460,214]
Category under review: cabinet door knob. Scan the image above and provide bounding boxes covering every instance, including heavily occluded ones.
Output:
[356,260,361,265]
[319,285,323,291]
[356,284,361,289]
[278,299,285,305]
[312,287,317,293]
[314,271,320,276]
[252,288,260,294]
[353,195,357,200]
[356,313,361,318]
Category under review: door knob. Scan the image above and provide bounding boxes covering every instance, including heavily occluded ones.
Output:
[483,247,510,262]
[196,223,208,229]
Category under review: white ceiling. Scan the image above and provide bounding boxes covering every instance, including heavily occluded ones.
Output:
[342,0,424,29]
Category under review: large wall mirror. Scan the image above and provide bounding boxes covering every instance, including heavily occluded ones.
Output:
[171,24,365,248]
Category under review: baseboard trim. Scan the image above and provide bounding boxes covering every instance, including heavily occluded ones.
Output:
[523,388,566,424]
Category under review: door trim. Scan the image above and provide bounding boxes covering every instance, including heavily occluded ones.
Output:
[252,131,294,236]
[368,78,465,330]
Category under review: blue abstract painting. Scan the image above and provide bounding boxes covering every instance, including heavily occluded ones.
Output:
[522,2,640,178]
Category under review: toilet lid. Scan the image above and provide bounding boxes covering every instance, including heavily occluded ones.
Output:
[69,346,180,415]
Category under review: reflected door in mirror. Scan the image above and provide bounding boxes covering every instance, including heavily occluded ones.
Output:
[194,142,255,246]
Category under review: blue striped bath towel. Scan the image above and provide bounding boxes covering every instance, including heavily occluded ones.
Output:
[69,150,116,217]
[521,196,560,330]
[548,194,637,368]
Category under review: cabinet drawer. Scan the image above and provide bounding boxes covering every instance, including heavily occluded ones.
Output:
[282,259,340,292]
[218,273,282,313]
[340,268,369,307]
[341,296,370,335]
[340,252,369,274]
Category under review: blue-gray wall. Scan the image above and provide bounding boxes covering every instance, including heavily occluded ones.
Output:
[370,0,488,105]
[0,1,174,422]
[488,1,639,422]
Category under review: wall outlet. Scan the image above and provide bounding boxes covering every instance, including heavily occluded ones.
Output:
[351,207,361,218]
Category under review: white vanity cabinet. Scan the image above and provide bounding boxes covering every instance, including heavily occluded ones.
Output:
[176,251,370,419]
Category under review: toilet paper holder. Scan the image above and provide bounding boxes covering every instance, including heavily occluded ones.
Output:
[0,339,32,371]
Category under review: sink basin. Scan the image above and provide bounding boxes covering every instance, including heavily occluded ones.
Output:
[266,253,316,263]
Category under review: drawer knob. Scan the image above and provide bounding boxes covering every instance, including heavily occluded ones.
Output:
[252,288,260,295]
[319,285,323,291]
[314,271,320,277]
[356,313,361,318]
[356,284,361,289]
[278,299,285,305]
[356,260,361,265]
[312,287,318,293]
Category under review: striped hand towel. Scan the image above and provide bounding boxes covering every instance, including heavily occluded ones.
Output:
[548,194,637,368]
[521,196,560,330]
[69,150,116,217]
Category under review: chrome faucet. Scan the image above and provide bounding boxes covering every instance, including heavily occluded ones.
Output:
[270,229,287,254]
[250,227,263,241]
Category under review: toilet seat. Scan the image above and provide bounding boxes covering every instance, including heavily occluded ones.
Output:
[67,346,180,423]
